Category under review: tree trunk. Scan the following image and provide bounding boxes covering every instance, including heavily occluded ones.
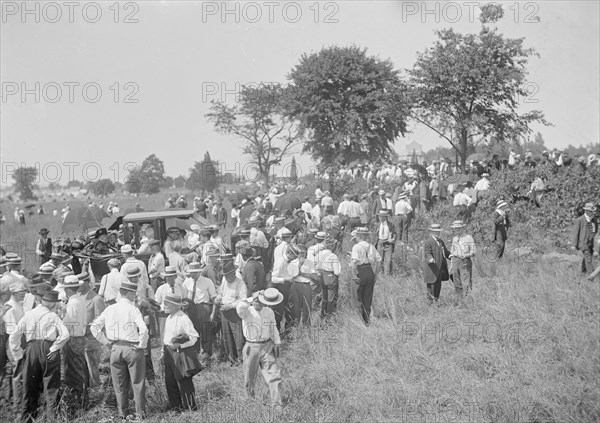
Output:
[460,128,468,173]
[328,171,335,197]
[262,165,270,189]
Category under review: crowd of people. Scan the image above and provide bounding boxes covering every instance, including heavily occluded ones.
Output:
[0,149,598,422]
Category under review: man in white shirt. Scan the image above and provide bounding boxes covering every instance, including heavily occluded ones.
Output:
[350,227,382,325]
[91,282,148,419]
[311,198,322,228]
[394,192,413,243]
[182,262,217,357]
[155,266,185,344]
[215,261,247,364]
[62,275,89,408]
[314,238,341,318]
[474,173,490,191]
[147,240,165,292]
[120,244,150,289]
[3,279,27,409]
[453,186,473,221]
[236,288,283,412]
[9,291,69,422]
[98,258,126,305]
[161,294,199,412]
[287,244,319,327]
[450,220,476,300]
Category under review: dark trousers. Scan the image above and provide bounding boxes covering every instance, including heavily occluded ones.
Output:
[581,245,595,274]
[494,238,506,259]
[348,217,361,230]
[271,281,293,335]
[320,272,339,318]
[426,280,442,302]
[396,214,411,242]
[377,243,394,275]
[290,281,312,327]
[220,311,245,363]
[452,259,473,296]
[110,343,146,417]
[64,336,89,407]
[355,264,375,324]
[163,346,197,411]
[22,340,62,423]
[187,303,216,357]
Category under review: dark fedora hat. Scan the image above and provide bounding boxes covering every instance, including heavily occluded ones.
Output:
[42,291,60,303]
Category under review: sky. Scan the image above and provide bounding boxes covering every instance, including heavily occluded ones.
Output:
[1,1,599,187]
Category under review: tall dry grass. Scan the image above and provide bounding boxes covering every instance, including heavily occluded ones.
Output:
[1,195,599,423]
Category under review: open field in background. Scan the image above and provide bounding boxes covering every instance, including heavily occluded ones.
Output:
[1,192,599,423]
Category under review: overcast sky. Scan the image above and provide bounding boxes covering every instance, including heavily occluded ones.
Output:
[1,1,598,187]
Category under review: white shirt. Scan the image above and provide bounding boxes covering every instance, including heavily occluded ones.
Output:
[337,200,350,216]
[395,199,412,215]
[351,240,382,265]
[63,293,87,337]
[250,228,269,249]
[90,297,148,349]
[347,201,362,218]
[236,300,281,345]
[3,298,24,361]
[453,192,473,207]
[314,248,341,275]
[99,269,126,302]
[182,276,216,304]
[288,258,317,283]
[148,252,166,278]
[121,257,149,287]
[378,221,390,241]
[301,202,313,215]
[155,281,185,310]
[218,278,247,306]
[474,178,490,191]
[162,310,198,348]
[9,305,70,361]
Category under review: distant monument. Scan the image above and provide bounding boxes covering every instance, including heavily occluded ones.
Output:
[398,140,423,164]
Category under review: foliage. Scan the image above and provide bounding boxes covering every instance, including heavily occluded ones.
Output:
[90,179,115,196]
[66,179,82,188]
[12,166,38,200]
[161,176,174,189]
[409,27,549,171]
[187,151,219,194]
[173,175,187,189]
[285,45,410,180]
[125,154,166,195]
[205,84,302,187]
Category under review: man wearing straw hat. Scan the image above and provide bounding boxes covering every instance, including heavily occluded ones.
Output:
[236,288,283,412]
[120,244,150,291]
[162,293,199,411]
[571,202,598,276]
[9,290,69,423]
[215,261,247,364]
[78,272,105,389]
[493,200,511,259]
[450,220,476,299]
[288,244,319,328]
[155,266,185,345]
[350,227,382,324]
[91,280,148,420]
[422,224,450,303]
[374,210,396,275]
[3,278,28,410]
[182,262,217,358]
[148,239,165,293]
[394,192,413,243]
[62,274,89,408]
[314,236,342,319]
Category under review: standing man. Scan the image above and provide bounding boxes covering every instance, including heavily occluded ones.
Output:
[350,228,381,325]
[3,279,28,410]
[236,289,283,413]
[241,246,266,296]
[120,244,150,290]
[270,230,295,336]
[155,266,185,344]
[313,238,341,319]
[216,201,228,230]
[36,228,53,266]
[215,261,247,364]
[62,275,89,409]
[288,244,319,328]
[183,262,218,358]
[9,291,69,423]
[373,210,396,275]
[90,281,148,420]
[571,202,598,276]
[98,258,126,305]
[394,192,413,243]
[162,294,199,411]
[450,220,476,300]
[78,272,105,389]
[422,223,450,303]
[148,240,165,293]
[492,200,511,259]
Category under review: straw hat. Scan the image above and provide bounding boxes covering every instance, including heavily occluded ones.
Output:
[428,223,443,232]
[258,288,283,306]
[450,220,466,229]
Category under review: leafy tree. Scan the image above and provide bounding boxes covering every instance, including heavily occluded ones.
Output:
[285,45,410,193]
[91,179,115,196]
[12,166,38,200]
[66,179,82,188]
[187,152,219,195]
[125,154,166,194]
[206,84,302,187]
[409,27,549,171]
[174,175,187,189]
[162,176,174,189]
[48,182,60,191]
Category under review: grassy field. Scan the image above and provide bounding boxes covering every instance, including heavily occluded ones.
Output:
[1,194,599,423]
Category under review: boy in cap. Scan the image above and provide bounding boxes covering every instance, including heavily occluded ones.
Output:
[91,281,148,420]
[9,291,69,423]
[3,278,28,409]
[162,294,199,411]
[236,288,283,412]
[183,262,217,357]
[62,274,89,408]
[78,273,106,388]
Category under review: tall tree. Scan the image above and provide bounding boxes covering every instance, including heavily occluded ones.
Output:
[125,154,166,194]
[205,84,302,187]
[91,179,115,196]
[12,167,38,200]
[187,151,219,196]
[285,45,410,193]
[409,27,549,171]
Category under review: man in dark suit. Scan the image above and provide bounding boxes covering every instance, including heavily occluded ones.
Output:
[571,202,598,275]
[36,229,53,265]
[422,223,450,303]
[493,200,511,259]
